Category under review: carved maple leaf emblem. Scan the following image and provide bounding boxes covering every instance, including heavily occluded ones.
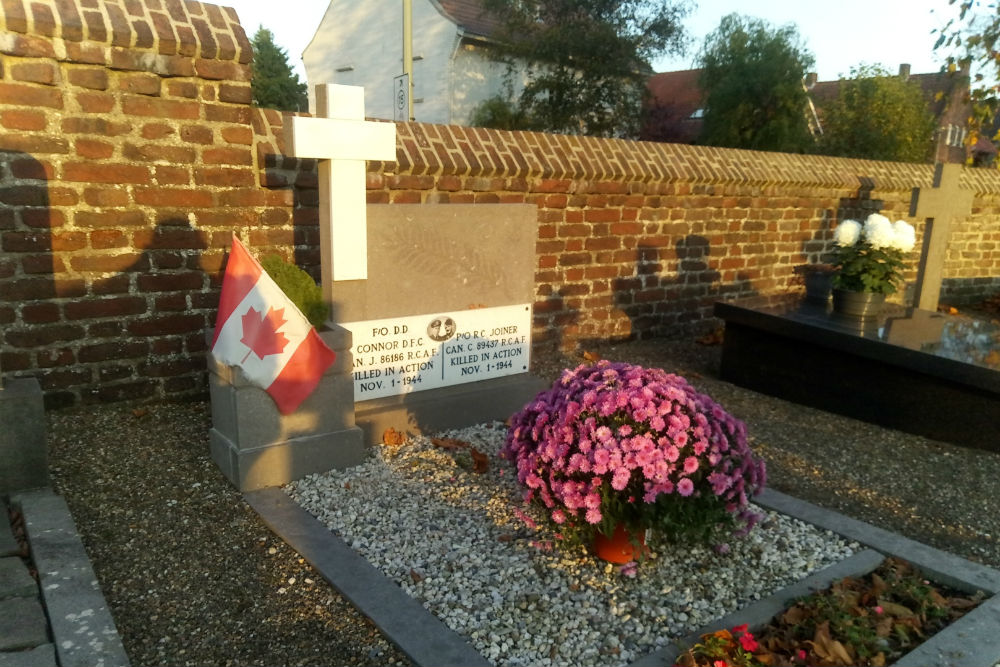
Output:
[239,306,290,363]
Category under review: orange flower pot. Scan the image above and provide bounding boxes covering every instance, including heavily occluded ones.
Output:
[593,524,646,563]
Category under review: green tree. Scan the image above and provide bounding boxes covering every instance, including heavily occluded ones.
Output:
[697,14,815,152]
[934,3,1000,159]
[478,0,692,138]
[250,27,308,112]
[818,65,935,162]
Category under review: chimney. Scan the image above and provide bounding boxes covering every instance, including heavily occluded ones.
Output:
[805,72,817,88]
[899,63,911,80]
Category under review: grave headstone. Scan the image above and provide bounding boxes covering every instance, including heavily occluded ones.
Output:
[0,359,49,492]
[333,203,546,442]
[909,163,974,311]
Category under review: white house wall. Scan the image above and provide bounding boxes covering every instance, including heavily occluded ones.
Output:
[303,0,459,123]
[449,41,530,125]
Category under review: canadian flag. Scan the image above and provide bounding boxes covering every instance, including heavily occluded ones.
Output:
[211,235,336,415]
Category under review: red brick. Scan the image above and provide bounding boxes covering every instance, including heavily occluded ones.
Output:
[123,143,196,163]
[133,187,213,207]
[89,229,129,248]
[74,138,115,159]
[22,253,65,274]
[0,133,69,154]
[61,116,131,136]
[166,80,199,98]
[75,210,146,228]
[6,324,85,347]
[119,73,161,96]
[220,125,252,145]
[141,122,175,139]
[194,166,253,187]
[76,91,116,113]
[83,188,129,207]
[65,296,148,320]
[21,209,66,228]
[70,252,149,273]
[10,62,58,85]
[180,124,213,144]
[11,157,55,180]
[218,83,251,104]
[194,59,248,81]
[137,272,203,291]
[202,146,252,165]
[127,313,204,336]
[204,103,250,124]
[78,340,150,363]
[122,95,199,119]
[153,165,190,185]
[0,185,49,206]
[64,162,150,184]
[0,82,62,108]
[1,109,47,131]
[22,302,61,324]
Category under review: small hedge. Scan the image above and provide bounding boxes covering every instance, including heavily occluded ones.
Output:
[260,254,329,328]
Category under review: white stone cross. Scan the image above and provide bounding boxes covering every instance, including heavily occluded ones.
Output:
[284,84,397,293]
[908,162,974,311]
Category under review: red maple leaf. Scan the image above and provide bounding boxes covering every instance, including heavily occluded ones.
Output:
[239,306,290,363]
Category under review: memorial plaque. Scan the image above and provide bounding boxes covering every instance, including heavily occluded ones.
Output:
[342,304,531,400]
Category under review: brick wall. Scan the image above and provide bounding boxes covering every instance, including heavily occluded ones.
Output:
[3,0,1000,407]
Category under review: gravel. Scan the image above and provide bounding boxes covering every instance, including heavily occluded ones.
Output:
[288,423,857,666]
[45,328,1000,666]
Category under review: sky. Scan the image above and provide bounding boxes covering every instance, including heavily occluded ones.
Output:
[223,0,963,84]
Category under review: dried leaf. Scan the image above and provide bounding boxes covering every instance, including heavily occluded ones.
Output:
[497,534,514,543]
[780,604,807,625]
[872,651,886,666]
[131,408,149,418]
[431,437,467,451]
[810,621,854,665]
[696,327,725,346]
[877,600,917,619]
[470,447,489,474]
[382,427,405,446]
[409,568,423,584]
[581,349,601,362]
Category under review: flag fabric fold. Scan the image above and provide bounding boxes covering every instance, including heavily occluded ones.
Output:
[212,235,335,414]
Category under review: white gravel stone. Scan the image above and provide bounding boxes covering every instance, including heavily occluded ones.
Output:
[287,422,858,667]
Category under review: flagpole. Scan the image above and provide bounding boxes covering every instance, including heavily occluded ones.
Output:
[403,0,414,121]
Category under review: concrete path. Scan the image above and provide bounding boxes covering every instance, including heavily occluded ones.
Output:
[0,490,129,667]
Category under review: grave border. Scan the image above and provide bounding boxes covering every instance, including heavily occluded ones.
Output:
[245,483,1000,667]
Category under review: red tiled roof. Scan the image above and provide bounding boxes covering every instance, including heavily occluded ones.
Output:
[434,0,503,39]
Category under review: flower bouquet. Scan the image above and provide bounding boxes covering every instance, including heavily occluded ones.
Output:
[503,361,766,560]
[832,213,916,295]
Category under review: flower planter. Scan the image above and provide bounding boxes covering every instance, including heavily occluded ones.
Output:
[832,289,885,320]
[803,270,835,304]
[593,524,647,564]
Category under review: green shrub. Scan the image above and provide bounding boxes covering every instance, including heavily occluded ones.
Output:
[260,254,328,328]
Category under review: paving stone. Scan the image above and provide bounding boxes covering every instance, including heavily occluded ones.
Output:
[0,597,48,651]
[0,558,37,600]
[0,643,57,667]
[0,517,17,559]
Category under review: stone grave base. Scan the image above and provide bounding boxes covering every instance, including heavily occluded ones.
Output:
[354,374,547,444]
[207,328,365,492]
[0,378,48,493]
[714,296,1000,452]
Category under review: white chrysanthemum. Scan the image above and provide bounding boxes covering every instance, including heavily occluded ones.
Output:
[891,219,916,252]
[833,219,862,246]
[862,213,895,249]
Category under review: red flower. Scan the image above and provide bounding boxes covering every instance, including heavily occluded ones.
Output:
[732,623,749,634]
[738,632,759,653]
[713,661,728,667]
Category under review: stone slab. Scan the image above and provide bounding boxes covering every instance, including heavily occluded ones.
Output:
[13,489,129,667]
[245,487,490,667]
[329,204,537,323]
[0,378,48,493]
[0,597,48,651]
[0,517,17,559]
[714,297,1000,451]
[0,558,37,600]
[0,643,57,667]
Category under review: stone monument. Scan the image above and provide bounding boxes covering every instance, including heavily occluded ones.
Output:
[0,358,48,492]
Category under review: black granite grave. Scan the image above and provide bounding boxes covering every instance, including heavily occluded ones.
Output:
[714,295,1000,452]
